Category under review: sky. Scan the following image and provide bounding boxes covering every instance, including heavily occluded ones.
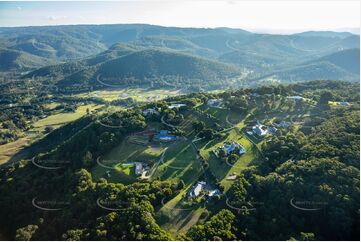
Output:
[0,0,360,34]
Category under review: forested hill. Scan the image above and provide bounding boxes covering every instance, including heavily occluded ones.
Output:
[25,46,241,90]
[0,48,56,72]
[310,48,360,74]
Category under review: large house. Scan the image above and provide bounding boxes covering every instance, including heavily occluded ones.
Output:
[189,181,206,198]
[274,120,290,128]
[134,162,143,176]
[252,124,268,137]
[267,126,278,135]
[143,107,159,116]
[168,103,186,109]
[287,95,303,100]
[207,99,223,107]
[217,140,245,156]
[208,189,221,197]
[154,130,177,142]
[122,162,146,176]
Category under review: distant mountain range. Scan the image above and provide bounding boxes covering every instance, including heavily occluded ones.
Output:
[0,24,359,89]
[25,43,240,90]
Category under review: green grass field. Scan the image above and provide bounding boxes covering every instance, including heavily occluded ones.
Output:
[197,104,242,126]
[156,175,206,236]
[32,104,102,129]
[199,128,260,191]
[157,141,202,186]
[0,137,31,164]
[91,137,165,183]
[74,88,183,102]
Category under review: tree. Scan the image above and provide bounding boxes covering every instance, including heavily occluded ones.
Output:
[187,209,236,240]
[218,149,227,158]
[227,154,239,164]
[177,180,185,190]
[44,126,54,133]
[62,229,88,241]
[319,91,334,104]
[15,225,38,241]
[200,129,214,140]
[192,121,205,132]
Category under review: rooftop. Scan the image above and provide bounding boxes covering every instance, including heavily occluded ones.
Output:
[189,181,206,197]
[169,103,186,109]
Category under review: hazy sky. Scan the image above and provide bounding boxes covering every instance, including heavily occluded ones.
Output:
[0,0,360,33]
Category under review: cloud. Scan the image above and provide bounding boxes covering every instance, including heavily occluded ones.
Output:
[47,15,68,21]
[17,6,22,11]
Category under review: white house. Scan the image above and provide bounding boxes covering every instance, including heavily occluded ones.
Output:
[189,181,206,197]
[143,107,159,116]
[168,104,186,109]
[134,162,143,176]
[208,189,221,197]
[287,96,303,100]
[217,141,245,156]
[252,124,268,137]
[207,99,223,107]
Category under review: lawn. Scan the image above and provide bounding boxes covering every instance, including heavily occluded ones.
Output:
[0,137,31,164]
[197,104,242,126]
[156,179,206,236]
[43,102,62,110]
[32,104,102,129]
[199,128,260,191]
[177,108,228,137]
[91,137,165,183]
[157,141,202,186]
